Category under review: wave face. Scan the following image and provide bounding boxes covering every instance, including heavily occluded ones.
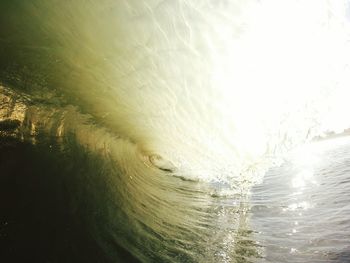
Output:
[1,0,350,185]
[1,1,350,262]
[2,87,350,262]
[0,86,260,262]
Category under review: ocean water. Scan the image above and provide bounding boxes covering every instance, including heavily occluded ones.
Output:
[1,87,350,262]
[251,138,350,262]
[1,1,350,262]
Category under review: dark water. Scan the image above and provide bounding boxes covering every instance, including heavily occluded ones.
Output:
[0,109,258,262]
[0,88,260,262]
[0,137,120,263]
[1,1,350,262]
[1,88,350,262]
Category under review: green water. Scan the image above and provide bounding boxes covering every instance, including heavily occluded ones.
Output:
[0,88,260,262]
[1,1,350,262]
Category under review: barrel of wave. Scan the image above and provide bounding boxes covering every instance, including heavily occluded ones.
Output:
[1,0,350,185]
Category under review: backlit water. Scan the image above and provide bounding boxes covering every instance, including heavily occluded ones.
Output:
[1,88,350,262]
[1,1,350,262]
